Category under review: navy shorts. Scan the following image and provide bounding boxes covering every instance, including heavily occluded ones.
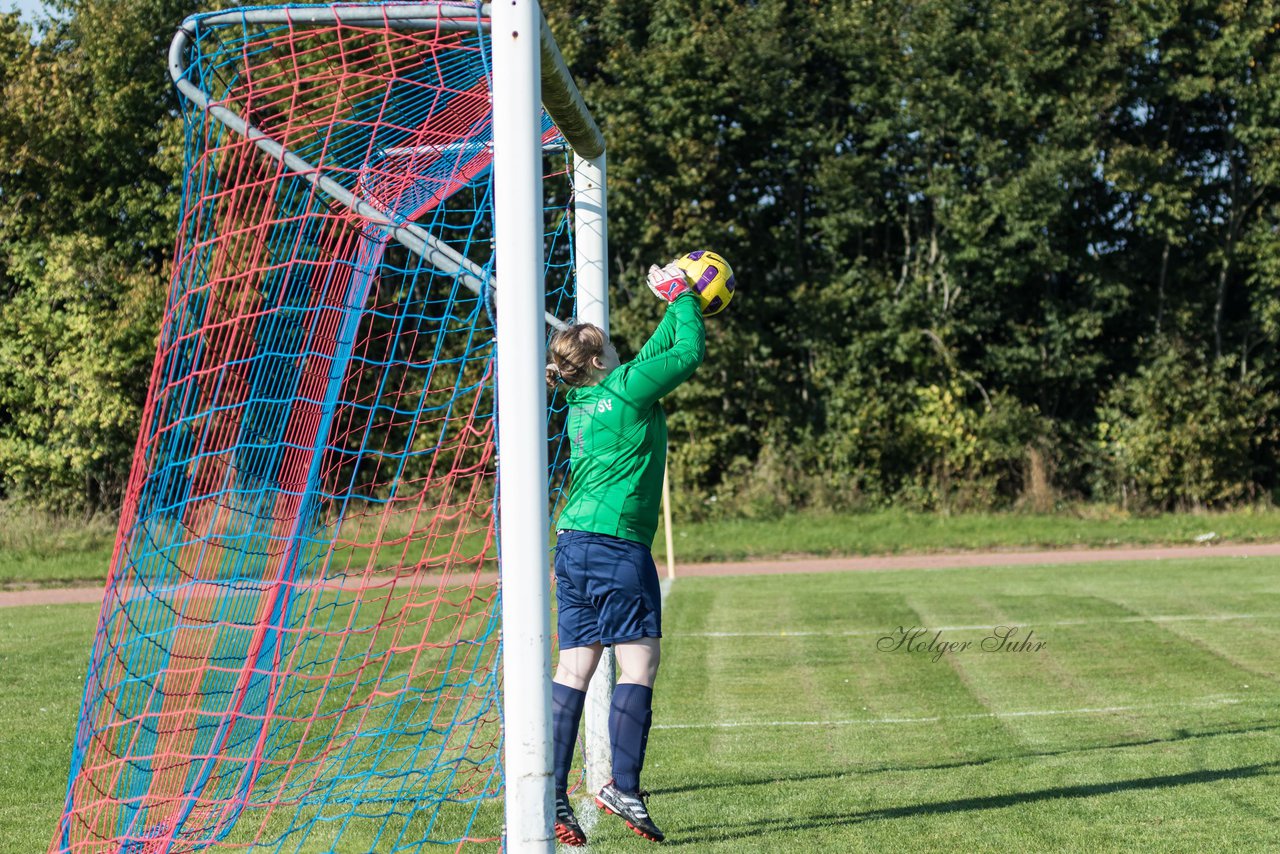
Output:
[553,529,662,649]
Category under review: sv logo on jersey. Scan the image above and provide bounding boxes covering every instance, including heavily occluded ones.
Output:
[596,398,613,413]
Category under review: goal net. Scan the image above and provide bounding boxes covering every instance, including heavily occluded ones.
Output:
[52,3,600,851]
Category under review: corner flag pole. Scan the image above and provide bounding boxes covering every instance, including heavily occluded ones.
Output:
[662,459,676,579]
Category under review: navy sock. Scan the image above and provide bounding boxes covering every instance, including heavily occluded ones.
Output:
[552,682,587,797]
[609,683,654,793]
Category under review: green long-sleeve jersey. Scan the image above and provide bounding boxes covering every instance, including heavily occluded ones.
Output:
[556,293,706,545]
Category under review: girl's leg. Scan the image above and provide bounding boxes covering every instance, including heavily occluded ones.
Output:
[609,638,660,792]
[555,643,604,691]
[614,637,660,688]
[553,643,603,797]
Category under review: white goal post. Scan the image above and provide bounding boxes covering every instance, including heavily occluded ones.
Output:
[492,1,609,851]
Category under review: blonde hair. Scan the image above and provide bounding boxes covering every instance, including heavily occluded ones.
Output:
[546,323,607,388]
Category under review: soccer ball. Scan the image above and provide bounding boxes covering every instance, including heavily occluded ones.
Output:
[674,249,736,317]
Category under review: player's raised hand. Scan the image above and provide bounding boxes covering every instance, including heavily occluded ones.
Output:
[646,261,691,303]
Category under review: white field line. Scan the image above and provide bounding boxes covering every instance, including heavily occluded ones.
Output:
[682,612,1280,638]
[651,695,1257,731]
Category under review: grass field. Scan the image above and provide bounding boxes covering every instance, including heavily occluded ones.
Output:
[664,505,1280,562]
[6,504,1280,587]
[5,555,1280,852]
[629,559,1280,852]
[1,603,97,852]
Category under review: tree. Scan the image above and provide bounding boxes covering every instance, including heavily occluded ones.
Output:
[0,0,192,510]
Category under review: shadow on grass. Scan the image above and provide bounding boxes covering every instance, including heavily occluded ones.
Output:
[654,717,1280,797]
[663,761,1280,846]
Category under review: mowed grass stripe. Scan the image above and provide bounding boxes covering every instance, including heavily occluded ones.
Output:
[651,694,1255,729]
[907,597,1149,753]
[1085,589,1280,688]
[682,611,1280,637]
[621,559,1280,853]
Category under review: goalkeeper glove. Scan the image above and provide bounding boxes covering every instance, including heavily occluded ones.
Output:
[646,261,691,303]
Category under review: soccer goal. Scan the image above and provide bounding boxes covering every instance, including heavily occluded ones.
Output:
[52,3,604,851]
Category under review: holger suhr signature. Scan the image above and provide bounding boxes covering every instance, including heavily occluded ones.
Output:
[877,626,1046,662]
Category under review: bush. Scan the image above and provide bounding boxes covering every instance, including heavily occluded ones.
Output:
[0,237,160,512]
[896,383,1050,513]
[1093,348,1279,510]
[683,379,1051,519]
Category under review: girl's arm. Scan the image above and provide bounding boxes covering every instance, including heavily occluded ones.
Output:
[633,302,680,363]
[614,293,705,407]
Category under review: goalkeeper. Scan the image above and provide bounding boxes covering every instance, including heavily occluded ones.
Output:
[543,261,705,846]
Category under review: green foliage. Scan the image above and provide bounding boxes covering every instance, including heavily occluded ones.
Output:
[552,0,1280,515]
[0,1,191,509]
[1094,345,1279,510]
[2,0,1280,515]
[0,235,160,509]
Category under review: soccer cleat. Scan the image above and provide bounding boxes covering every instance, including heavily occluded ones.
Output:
[595,781,665,842]
[554,795,587,847]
